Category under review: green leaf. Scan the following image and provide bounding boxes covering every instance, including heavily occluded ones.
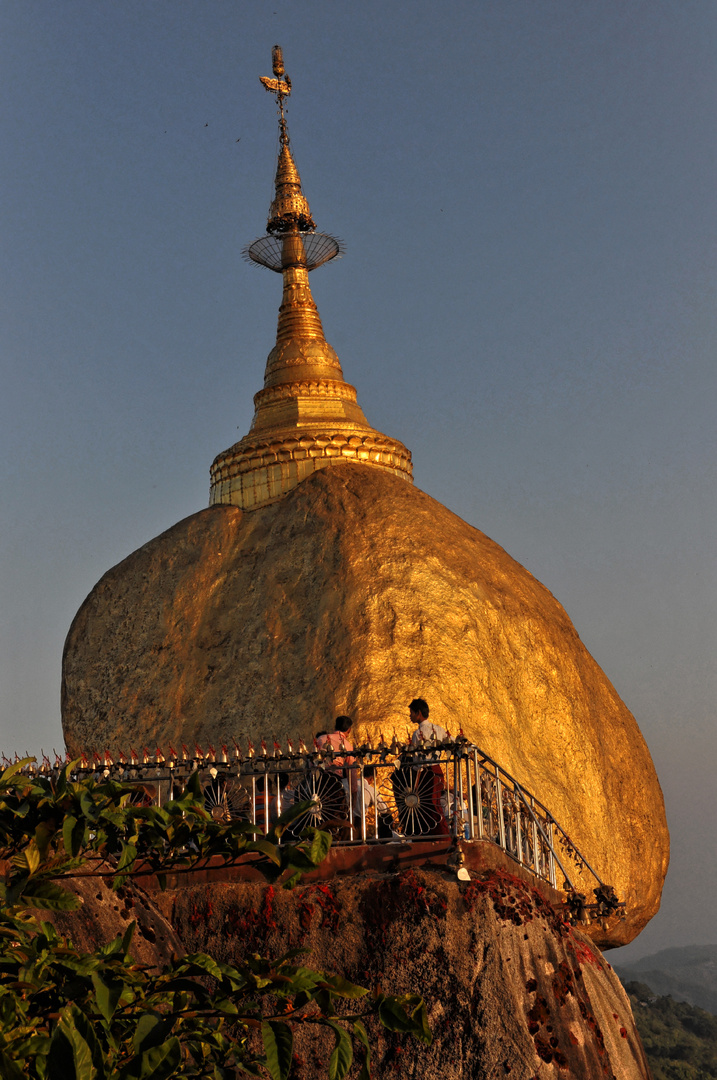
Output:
[277,966,321,993]
[91,971,124,1024]
[278,849,316,872]
[20,878,81,911]
[54,762,75,798]
[0,757,35,785]
[398,993,431,1045]
[211,996,239,1016]
[378,994,432,1045]
[327,1021,353,1080]
[47,1027,75,1080]
[132,1013,160,1054]
[136,1038,182,1080]
[79,789,99,823]
[34,821,55,860]
[24,842,40,875]
[308,829,332,866]
[273,800,315,829]
[281,870,303,890]
[48,1006,102,1080]
[321,974,369,999]
[261,1021,293,1080]
[183,770,203,801]
[132,1014,176,1055]
[68,1004,107,1078]
[353,1020,371,1080]
[63,815,85,858]
[120,920,136,955]
[247,839,281,866]
[179,953,231,981]
[115,843,138,875]
[0,1050,26,1080]
[110,846,137,889]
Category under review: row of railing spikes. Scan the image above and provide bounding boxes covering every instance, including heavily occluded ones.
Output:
[2,725,467,774]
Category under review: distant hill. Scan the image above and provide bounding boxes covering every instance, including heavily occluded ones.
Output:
[622,981,717,1079]
[615,945,717,1015]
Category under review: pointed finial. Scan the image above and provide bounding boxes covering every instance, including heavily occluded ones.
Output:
[210,47,412,511]
[258,45,315,235]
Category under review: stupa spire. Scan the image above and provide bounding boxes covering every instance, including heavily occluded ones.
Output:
[210,47,412,511]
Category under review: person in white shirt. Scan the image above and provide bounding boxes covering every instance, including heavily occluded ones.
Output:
[406,698,450,836]
[410,704,448,755]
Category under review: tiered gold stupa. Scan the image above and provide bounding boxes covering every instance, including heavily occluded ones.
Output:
[210,48,411,510]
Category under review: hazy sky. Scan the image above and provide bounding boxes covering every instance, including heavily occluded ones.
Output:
[1,2,714,962]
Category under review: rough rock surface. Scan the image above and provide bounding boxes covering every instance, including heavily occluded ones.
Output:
[33,872,182,969]
[62,464,668,944]
[155,867,652,1079]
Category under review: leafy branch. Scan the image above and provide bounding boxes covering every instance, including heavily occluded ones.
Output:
[0,759,430,1079]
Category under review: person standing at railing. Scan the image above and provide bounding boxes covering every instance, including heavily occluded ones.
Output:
[409,699,448,755]
[317,716,358,802]
[406,698,450,836]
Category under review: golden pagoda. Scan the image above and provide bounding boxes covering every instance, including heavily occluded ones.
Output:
[210,47,412,510]
[62,48,668,949]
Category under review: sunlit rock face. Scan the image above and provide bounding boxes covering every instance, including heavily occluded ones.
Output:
[62,463,668,945]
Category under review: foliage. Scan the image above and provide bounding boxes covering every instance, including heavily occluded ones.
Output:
[0,758,332,902]
[624,980,717,1080]
[0,759,431,1079]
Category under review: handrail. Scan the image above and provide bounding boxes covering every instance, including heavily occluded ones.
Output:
[3,737,613,904]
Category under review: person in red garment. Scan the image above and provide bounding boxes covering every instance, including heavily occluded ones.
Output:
[317,716,358,803]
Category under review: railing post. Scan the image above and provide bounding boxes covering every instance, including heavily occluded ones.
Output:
[451,752,460,837]
[345,760,354,841]
[474,751,484,839]
[515,784,523,866]
[547,820,557,887]
[494,764,506,851]
[370,767,379,841]
[465,752,475,840]
[359,760,366,843]
[531,796,540,877]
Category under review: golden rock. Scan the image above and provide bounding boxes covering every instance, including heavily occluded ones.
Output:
[62,463,668,945]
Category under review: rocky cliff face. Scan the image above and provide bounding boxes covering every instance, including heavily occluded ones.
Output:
[62,465,668,945]
[152,865,651,1079]
[41,864,652,1078]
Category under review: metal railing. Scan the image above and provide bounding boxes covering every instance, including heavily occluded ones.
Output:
[4,738,606,895]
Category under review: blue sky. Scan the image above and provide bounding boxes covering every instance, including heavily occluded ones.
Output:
[1,1,715,961]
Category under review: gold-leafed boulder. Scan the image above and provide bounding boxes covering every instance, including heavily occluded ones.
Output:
[62,463,668,945]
